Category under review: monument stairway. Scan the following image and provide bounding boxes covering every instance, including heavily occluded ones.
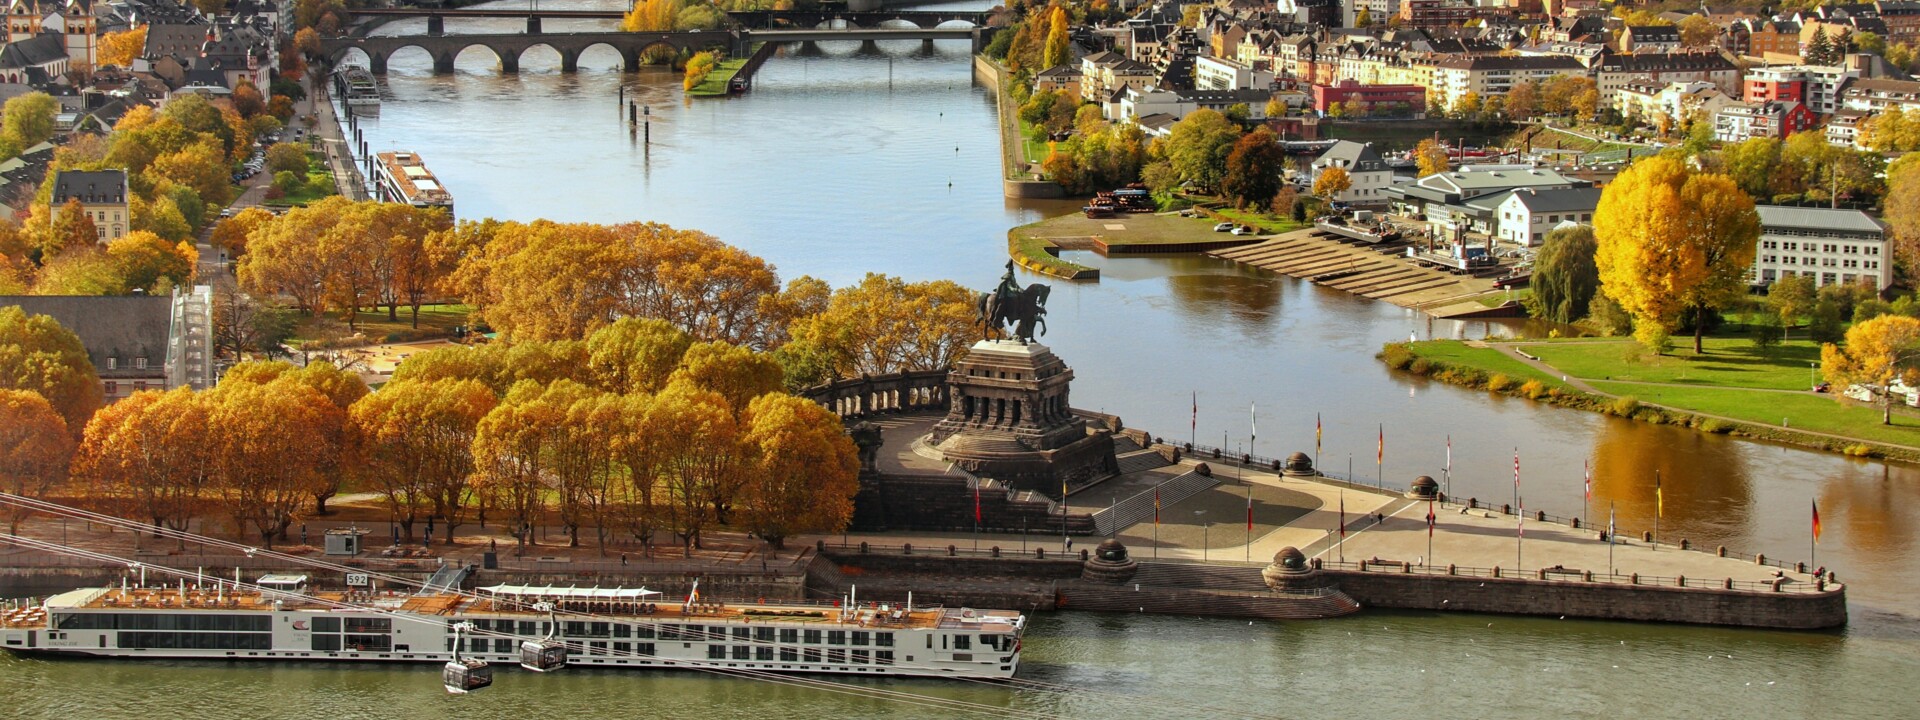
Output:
[1089,470,1219,535]
[1114,447,1173,476]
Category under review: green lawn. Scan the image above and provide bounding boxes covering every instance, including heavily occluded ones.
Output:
[686,56,749,97]
[1586,381,1920,448]
[1405,341,1571,389]
[1477,287,1529,308]
[1523,337,1822,391]
[265,154,338,207]
[1017,117,1050,165]
[1212,207,1308,235]
[291,303,474,345]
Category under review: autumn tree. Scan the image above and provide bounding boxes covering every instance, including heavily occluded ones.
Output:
[0,390,73,533]
[1678,14,1719,48]
[205,377,343,547]
[735,393,860,548]
[1042,5,1070,69]
[350,378,495,542]
[1311,165,1352,198]
[265,142,310,176]
[1714,137,1782,199]
[230,79,266,119]
[47,198,98,256]
[671,340,782,418]
[106,231,197,292]
[588,317,694,394]
[211,282,296,358]
[782,273,978,386]
[472,380,577,549]
[647,379,737,554]
[1221,127,1286,208]
[1162,109,1243,192]
[1821,315,1920,424]
[1505,80,1538,121]
[1767,272,1816,336]
[211,206,273,259]
[1594,156,1761,353]
[1525,225,1599,325]
[1886,156,1920,277]
[71,388,212,545]
[0,306,102,436]
[220,360,364,515]
[98,27,147,68]
[1415,138,1451,176]
[1,92,58,150]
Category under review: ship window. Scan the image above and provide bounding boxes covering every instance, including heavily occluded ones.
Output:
[754,627,774,642]
[344,618,391,634]
[803,629,822,644]
[707,644,726,660]
[634,624,655,639]
[827,630,846,645]
[780,647,797,662]
[731,627,750,640]
[590,641,607,655]
[851,631,868,646]
[954,635,970,650]
[732,645,750,660]
[779,629,798,644]
[756,646,774,661]
[614,642,631,654]
[313,617,340,633]
[344,634,392,652]
[470,638,487,652]
[876,632,894,647]
[494,639,513,653]
[954,653,973,662]
[828,649,846,663]
[613,624,631,638]
[804,648,821,663]
[876,651,895,665]
[852,650,869,664]
[637,643,656,656]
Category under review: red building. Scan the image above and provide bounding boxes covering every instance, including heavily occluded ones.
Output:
[1745,66,1807,105]
[1311,80,1426,115]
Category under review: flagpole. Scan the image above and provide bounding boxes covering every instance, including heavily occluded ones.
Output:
[1582,459,1590,532]
[1810,498,1818,572]
[1314,413,1322,476]
[1377,424,1384,489]
[1653,469,1661,551]
[1245,483,1253,564]
[1426,500,1434,568]
[1608,502,1616,577]
[1444,434,1452,502]
[1516,495,1524,570]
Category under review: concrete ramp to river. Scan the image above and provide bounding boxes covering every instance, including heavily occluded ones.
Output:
[1209,229,1499,313]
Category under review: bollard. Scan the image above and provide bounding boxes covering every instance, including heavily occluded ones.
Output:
[1502,503,1511,515]
[1676,575,1685,587]
[1572,518,1580,529]
[903,543,912,555]
[1718,545,1727,557]
[1796,561,1805,573]
[859,541,869,554]
[1680,539,1690,550]
[948,545,956,557]
[1311,558,1322,569]
[1448,564,1456,575]
[1537,569,1546,580]
[1630,573,1639,585]
[1359,560,1368,571]
[1724,578,1733,589]
[1036,548,1045,559]
[1643,531,1653,542]
[1469,498,1478,509]
[1537,510,1546,522]
[991,546,1001,557]
[1583,570,1592,582]
[1756,553,1766,564]
[1081,549,1089,561]
[1402,563,1410,574]
[816,540,826,552]
[1493,566,1500,578]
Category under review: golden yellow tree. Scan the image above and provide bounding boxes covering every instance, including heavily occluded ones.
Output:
[670,340,784,413]
[1312,165,1352,198]
[586,317,693,394]
[106,230,197,292]
[646,379,737,554]
[1593,156,1759,353]
[472,380,573,549]
[98,27,147,68]
[0,305,103,436]
[71,388,213,546]
[1414,138,1451,176]
[221,361,363,515]
[351,378,495,541]
[0,390,74,532]
[1821,315,1920,425]
[735,393,860,548]
[608,391,664,555]
[205,378,342,546]
[783,273,979,381]
[211,207,273,259]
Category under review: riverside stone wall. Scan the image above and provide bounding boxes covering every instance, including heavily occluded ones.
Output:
[1327,570,1848,630]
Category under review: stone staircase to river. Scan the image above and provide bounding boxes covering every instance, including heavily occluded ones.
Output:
[1062,562,1362,620]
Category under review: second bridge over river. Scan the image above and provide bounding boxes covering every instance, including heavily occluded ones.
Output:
[325,26,998,74]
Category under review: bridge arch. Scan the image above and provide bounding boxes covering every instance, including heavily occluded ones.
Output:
[377,44,446,75]
[516,42,564,72]
[576,42,629,71]
[451,43,509,73]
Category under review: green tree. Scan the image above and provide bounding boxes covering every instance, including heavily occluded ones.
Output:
[265,142,309,176]
[1806,27,1837,65]
[1678,14,1719,48]
[1162,109,1242,192]
[1526,225,1600,325]
[1,92,58,150]
[1715,137,1782,199]
[1767,273,1816,337]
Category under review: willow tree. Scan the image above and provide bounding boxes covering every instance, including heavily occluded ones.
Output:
[1593,155,1759,353]
[0,390,74,533]
[1527,225,1600,325]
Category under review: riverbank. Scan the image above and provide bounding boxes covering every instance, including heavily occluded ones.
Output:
[972,55,1065,199]
[1009,211,1275,280]
[1382,339,1920,462]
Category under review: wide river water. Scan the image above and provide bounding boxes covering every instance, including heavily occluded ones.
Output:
[4,3,1918,716]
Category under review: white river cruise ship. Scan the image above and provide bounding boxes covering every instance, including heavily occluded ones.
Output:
[0,577,1024,680]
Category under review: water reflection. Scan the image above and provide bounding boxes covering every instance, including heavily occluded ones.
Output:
[1588,416,1751,545]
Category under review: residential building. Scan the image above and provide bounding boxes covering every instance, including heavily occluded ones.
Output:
[1311,79,1424,116]
[1827,109,1867,147]
[1118,86,1273,121]
[1614,80,1735,124]
[50,169,128,242]
[1382,166,1580,240]
[1713,100,1818,141]
[1195,55,1272,91]
[1837,76,1920,113]
[1751,206,1890,290]
[1745,64,1857,114]
[1426,55,1586,111]
[1309,140,1393,206]
[1620,25,1681,53]
[1591,51,1740,104]
[1483,186,1603,246]
[1033,64,1082,97]
[1080,50,1154,104]
[1399,0,1491,29]
[0,286,216,402]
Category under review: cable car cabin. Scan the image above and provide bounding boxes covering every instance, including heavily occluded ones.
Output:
[443,657,492,694]
[520,639,568,672]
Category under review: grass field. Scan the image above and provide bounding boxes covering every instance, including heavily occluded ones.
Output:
[1525,338,1822,391]
[1404,341,1571,389]
[291,303,473,346]
[1211,207,1308,235]
[1585,381,1920,447]
[265,153,339,207]
[686,56,749,97]
[1017,118,1050,165]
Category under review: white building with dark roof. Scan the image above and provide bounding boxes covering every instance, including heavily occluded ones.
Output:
[50,168,127,242]
[1309,140,1392,205]
[1484,186,1603,246]
[1751,206,1890,290]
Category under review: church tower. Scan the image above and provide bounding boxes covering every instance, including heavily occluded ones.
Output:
[62,0,95,67]
[6,0,44,45]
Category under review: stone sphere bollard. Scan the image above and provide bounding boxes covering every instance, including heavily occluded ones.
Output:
[1643,531,1653,542]
[1796,561,1806,573]
[903,543,912,555]
[1680,539,1690,550]
[991,546,1001,557]
[1718,545,1727,557]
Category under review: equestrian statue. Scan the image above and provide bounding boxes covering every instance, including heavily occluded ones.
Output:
[977,260,1051,343]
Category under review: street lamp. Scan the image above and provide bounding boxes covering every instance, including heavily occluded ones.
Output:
[1810,361,1818,390]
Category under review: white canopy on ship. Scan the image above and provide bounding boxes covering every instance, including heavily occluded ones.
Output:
[477,585,662,602]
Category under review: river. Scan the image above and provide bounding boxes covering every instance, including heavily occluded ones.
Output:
[5,2,1918,715]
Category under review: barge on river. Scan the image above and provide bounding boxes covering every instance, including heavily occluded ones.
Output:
[0,578,1024,680]
[334,66,380,112]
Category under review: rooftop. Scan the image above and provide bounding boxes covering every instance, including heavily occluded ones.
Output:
[1756,205,1887,234]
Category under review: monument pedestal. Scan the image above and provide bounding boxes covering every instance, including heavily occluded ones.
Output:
[929,340,1117,498]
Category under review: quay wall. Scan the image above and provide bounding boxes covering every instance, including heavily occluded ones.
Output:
[1328,570,1849,630]
[972,55,1065,200]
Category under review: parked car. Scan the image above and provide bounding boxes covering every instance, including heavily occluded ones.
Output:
[1212,222,1234,232]
[1231,226,1256,236]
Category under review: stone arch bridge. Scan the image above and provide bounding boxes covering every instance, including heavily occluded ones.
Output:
[324,26,995,74]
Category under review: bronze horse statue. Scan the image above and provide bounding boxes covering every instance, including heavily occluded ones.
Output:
[978,280,1051,343]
